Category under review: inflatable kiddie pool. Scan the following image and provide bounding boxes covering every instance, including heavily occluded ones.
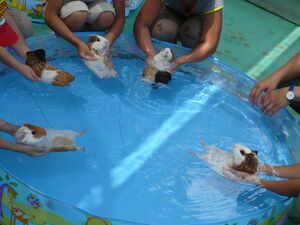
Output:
[0,33,299,225]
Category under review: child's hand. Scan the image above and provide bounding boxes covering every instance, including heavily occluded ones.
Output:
[222,167,261,185]
[167,61,179,74]
[145,55,154,67]
[77,42,96,61]
[17,64,41,81]
[16,144,51,157]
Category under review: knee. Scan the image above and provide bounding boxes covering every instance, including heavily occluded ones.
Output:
[92,12,115,30]
[63,11,89,31]
[8,10,34,39]
[151,19,179,43]
[179,17,202,48]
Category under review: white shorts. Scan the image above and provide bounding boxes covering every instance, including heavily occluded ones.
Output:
[60,0,115,24]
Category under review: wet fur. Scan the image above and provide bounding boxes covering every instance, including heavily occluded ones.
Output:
[25,49,75,86]
[15,123,84,152]
[142,48,174,85]
[84,35,117,79]
[231,152,258,175]
[199,142,259,175]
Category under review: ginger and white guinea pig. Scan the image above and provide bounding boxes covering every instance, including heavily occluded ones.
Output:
[83,35,117,79]
[14,123,85,152]
[25,49,75,86]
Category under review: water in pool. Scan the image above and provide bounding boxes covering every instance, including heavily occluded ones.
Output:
[0,35,297,225]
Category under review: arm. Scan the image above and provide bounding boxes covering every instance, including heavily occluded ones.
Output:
[0,119,19,136]
[175,10,222,66]
[260,163,300,179]
[260,179,300,197]
[250,52,300,105]
[258,85,300,116]
[134,0,163,58]
[0,47,39,81]
[105,0,125,45]
[0,138,50,156]
[44,0,95,60]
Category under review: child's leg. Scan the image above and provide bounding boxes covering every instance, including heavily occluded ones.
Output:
[7,8,34,39]
[5,11,31,60]
[88,0,115,31]
[60,1,89,31]
[150,7,183,44]
[179,16,202,48]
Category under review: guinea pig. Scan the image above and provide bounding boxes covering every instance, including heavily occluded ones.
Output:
[14,123,85,151]
[142,48,175,86]
[83,34,117,79]
[231,144,259,175]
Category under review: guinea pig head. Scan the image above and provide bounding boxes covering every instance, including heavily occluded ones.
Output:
[231,144,258,175]
[15,123,46,145]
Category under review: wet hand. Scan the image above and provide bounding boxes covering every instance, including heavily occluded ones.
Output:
[167,61,180,73]
[77,42,96,61]
[145,55,154,67]
[260,87,289,116]
[17,145,51,157]
[17,64,41,81]
[222,167,260,184]
[249,77,279,105]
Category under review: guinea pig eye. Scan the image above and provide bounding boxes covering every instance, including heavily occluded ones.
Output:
[240,150,245,155]
[32,131,36,135]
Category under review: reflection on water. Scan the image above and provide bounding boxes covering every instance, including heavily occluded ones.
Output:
[0,38,298,225]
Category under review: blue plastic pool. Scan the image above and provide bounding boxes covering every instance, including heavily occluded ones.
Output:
[0,33,299,225]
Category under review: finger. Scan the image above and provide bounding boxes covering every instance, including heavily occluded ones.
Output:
[32,73,41,81]
[267,105,279,116]
[251,86,263,105]
[263,102,274,115]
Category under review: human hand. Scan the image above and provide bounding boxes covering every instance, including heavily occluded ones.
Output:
[77,42,96,61]
[167,61,180,73]
[145,55,154,67]
[222,167,261,185]
[16,64,41,81]
[249,76,280,105]
[260,87,289,116]
[15,144,51,157]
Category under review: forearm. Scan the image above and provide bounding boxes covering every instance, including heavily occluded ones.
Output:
[270,52,300,83]
[176,42,217,65]
[0,47,23,71]
[44,13,82,48]
[0,119,19,135]
[134,24,155,57]
[105,16,125,45]
[262,163,300,179]
[260,179,300,197]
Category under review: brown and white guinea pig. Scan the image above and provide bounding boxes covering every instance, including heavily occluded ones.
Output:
[142,48,175,85]
[25,49,75,86]
[83,34,117,79]
[14,123,85,152]
[231,144,259,175]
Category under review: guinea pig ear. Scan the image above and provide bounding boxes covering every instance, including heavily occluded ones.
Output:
[88,35,99,43]
[240,150,245,156]
[34,49,46,63]
[251,150,258,155]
